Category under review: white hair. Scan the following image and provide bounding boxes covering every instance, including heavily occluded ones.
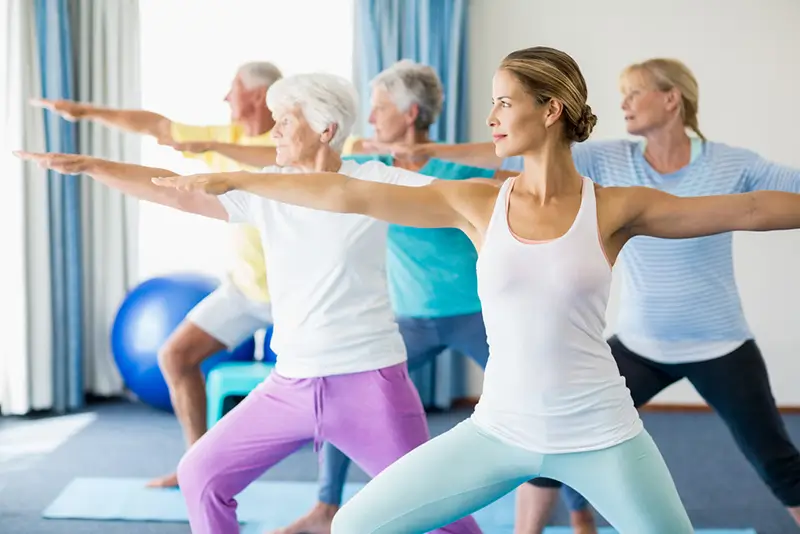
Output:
[236,61,283,89]
[266,73,358,152]
[370,59,444,130]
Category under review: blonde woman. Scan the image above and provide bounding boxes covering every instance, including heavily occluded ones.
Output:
[398,58,800,531]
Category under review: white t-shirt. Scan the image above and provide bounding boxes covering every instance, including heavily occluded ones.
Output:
[218,159,435,378]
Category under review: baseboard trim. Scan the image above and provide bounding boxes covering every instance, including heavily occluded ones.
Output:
[450,397,800,414]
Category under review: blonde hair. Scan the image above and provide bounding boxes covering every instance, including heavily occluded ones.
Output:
[500,46,597,143]
[621,58,705,141]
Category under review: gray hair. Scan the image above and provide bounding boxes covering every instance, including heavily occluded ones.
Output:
[370,59,444,130]
[266,73,358,152]
[237,61,283,90]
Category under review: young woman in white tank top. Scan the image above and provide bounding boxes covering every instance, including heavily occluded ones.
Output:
[149,46,800,533]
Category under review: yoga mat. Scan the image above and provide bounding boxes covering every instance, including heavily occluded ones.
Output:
[44,477,757,534]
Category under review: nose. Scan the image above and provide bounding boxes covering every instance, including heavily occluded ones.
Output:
[224,91,231,103]
[368,110,376,125]
[486,113,498,129]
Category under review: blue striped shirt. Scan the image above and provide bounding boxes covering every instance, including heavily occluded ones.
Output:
[502,140,800,362]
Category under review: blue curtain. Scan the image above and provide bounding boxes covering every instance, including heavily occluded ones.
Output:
[355,0,471,409]
[355,0,469,143]
[35,0,84,413]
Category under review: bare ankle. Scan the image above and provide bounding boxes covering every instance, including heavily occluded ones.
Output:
[570,508,597,534]
[313,501,340,517]
[788,505,800,525]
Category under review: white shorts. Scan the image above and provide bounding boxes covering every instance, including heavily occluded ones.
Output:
[186,282,273,348]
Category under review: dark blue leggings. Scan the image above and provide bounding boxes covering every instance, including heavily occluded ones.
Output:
[529,337,800,508]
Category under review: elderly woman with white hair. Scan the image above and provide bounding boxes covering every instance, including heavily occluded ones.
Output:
[15,73,484,534]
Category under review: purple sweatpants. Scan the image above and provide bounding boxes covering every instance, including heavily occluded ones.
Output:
[176,362,483,534]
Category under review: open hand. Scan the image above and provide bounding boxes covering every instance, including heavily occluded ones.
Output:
[13,151,91,174]
[360,140,434,162]
[159,139,216,154]
[151,173,235,195]
[29,98,88,121]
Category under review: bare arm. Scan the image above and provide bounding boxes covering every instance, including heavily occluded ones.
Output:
[153,169,499,233]
[30,99,172,142]
[618,186,800,239]
[362,140,502,169]
[172,141,278,168]
[14,151,226,220]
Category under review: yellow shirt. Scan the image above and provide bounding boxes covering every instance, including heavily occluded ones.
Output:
[169,124,362,304]
[170,122,274,303]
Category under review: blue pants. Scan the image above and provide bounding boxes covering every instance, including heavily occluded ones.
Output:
[317,313,588,512]
[331,420,693,534]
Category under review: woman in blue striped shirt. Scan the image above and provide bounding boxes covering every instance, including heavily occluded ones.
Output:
[396,58,800,533]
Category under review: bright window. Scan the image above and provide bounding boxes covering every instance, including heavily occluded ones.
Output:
[137,0,355,281]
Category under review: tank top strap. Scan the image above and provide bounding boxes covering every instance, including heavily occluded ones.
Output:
[484,176,515,237]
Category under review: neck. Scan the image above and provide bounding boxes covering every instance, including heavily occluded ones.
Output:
[516,141,582,203]
[240,106,276,137]
[392,128,431,170]
[641,121,691,173]
[294,147,342,173]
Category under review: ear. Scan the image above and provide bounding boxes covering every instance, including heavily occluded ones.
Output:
[544,98,564,129]
[320,123,338,145]
[249,86,268,104]
[664,88,682,112]
[405,103,420,127]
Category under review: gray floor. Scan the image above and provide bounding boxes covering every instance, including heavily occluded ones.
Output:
[1,399,799,533]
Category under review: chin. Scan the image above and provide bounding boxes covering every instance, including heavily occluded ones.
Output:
[493,141,516,159]
[625,121,645,137]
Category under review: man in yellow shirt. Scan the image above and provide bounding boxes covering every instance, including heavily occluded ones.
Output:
[32,61,281,488]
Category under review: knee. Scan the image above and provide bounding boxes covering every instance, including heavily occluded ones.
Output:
[177,445,222,504]
[158,340,201,383]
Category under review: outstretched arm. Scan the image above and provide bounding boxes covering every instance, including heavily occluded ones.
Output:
[616,186,800,239]
[170,141,278,168]
[153,169,499,232]
[15,151,226,220]
[30,98,173,142]
[363,140,502,169]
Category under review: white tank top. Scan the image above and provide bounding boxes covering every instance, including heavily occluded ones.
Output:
[471,176,643,453]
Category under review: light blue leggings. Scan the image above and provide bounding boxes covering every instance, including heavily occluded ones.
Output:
[331,420,694,534]
[320,314,588,513]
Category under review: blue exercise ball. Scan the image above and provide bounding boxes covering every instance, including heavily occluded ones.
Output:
[262,323,277,363]
[111,273,256,412]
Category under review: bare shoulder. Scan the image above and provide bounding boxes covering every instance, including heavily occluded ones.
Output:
[594,183,663,237]
[432,179,500,233]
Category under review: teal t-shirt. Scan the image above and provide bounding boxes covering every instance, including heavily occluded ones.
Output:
[343,154,495,318]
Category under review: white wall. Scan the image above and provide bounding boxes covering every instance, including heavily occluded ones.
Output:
[463,0,800,406]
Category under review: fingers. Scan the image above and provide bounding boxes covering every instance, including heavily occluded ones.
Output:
[12,150,50,162]
[29,98,54,109]
[152,176,205,192]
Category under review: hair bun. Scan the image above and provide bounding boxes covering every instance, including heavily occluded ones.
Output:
[571,104,597,143]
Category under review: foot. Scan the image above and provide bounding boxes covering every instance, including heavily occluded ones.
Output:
[570,509,598,534]
[267,502,339,534]
[145,472,179,489]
